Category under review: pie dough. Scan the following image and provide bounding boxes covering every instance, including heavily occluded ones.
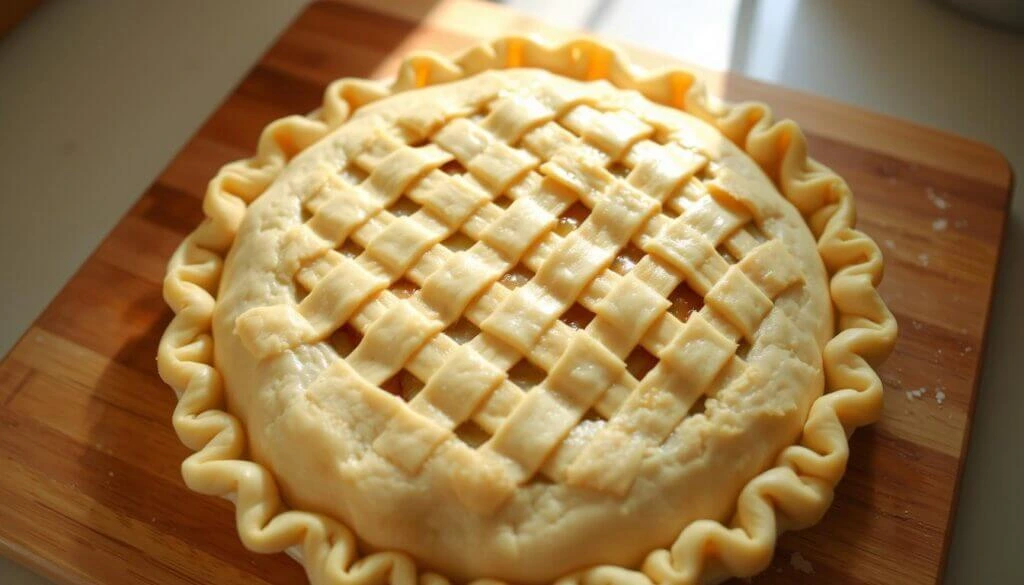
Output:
[158,37,897,585]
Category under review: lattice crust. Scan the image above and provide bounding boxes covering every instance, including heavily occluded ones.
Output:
[158,37,897,585]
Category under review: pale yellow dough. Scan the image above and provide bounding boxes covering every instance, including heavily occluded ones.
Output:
[159,37,896,585]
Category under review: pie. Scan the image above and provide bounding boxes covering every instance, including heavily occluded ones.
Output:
[158,37,897,584]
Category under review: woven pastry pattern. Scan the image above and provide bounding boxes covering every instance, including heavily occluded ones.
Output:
[158,36,897,585]
[233,82,805,508]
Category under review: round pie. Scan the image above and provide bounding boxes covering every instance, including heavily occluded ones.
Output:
[158,37,896,585]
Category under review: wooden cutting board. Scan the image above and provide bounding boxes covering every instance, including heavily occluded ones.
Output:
[0,1,1012,584]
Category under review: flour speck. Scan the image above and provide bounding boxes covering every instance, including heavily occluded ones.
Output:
[917,253,930,267]
[932,218,948,231]
[790,551,814,574]
[906,387,927,401]
[926,187,950,210]
[936,390,946,405]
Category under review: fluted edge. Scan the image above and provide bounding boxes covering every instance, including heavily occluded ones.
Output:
[156,35,898,585]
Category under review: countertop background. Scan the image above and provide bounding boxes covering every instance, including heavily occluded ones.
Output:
[0,1,1020,583]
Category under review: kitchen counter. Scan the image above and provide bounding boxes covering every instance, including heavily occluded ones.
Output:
[0,1,1020,583]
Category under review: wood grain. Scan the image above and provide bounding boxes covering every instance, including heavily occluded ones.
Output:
[0,1,1011,584]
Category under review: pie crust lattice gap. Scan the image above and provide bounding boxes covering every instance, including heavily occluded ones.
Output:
[233,86,803,506]
[158,36,898,585]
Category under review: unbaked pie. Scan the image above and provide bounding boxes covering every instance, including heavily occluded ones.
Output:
[158,37,896,584]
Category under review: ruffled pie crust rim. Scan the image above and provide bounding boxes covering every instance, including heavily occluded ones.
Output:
[156,36,897,585]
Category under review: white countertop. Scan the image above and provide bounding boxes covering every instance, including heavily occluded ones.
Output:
[0,0,1021,583]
